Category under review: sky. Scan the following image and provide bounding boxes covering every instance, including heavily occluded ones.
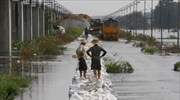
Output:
[56,0,161,16]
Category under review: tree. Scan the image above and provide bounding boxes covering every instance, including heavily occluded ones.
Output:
[154,0,177,29]
[116,11,148,30]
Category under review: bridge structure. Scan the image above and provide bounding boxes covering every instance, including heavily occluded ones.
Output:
[0,0,73,58]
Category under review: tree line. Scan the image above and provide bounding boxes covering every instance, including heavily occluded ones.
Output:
[116,0,180,31]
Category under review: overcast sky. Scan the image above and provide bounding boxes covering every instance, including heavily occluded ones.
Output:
[56,0,178,16]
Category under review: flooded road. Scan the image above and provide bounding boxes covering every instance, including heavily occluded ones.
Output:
[102,40,180,100]
[14,38,180,100]
[15,41,79,100]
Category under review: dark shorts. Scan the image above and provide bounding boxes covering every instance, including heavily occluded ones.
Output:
[91,58,101,70]
[78,58,87,71]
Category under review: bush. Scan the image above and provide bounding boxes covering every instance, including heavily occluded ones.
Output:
[12,26,83,60]
[133,34,156,45]
[119,30,126,38]
[119,31,133,42]
[165,44,180,53]
[142,46,157,54]
[133,41,146,47]
[133,34,153,41]
[33,35,61,56]
[174,61,180,71]
[0,75,30,100]
[105,60,134,73]
[169,35,177,39]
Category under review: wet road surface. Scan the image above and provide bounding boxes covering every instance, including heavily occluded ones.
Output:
[15,41,79,100]
[102,40,180,100]
[15,39,180,100]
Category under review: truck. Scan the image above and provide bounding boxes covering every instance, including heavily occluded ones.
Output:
[100,18,120,41]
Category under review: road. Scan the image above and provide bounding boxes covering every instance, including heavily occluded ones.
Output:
[102,40,180,100]
[15,39,179,100]
[15,41,79,100]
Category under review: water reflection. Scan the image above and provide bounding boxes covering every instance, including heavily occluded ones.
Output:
[15,60,47,100]
[0,58,12,74]
[0,56,49,100]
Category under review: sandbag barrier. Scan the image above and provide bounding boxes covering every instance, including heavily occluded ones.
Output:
[69,38,117,100]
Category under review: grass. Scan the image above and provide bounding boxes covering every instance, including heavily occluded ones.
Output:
[0,74,30,100]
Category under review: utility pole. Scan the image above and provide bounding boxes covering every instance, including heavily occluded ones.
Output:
[123,8,126,31]
[130,4,132,33]
[136,0,138,36]
[126,6,129,33]
[143,0,146,35]
[151,0,153,38]
[178,0,180,56]
[160,0,163,55]
[132,2,135,35]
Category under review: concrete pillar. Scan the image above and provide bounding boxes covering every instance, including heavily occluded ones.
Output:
[17,1,24,41]
[39,7,45,36]
[0,0,12,56]
[50,10,54,34]
[11,2,17,40]
[32,6,40,38]
[11,1,24,41]
[23,4,32,40]
[45,7,49,35]
[45,8,53,34]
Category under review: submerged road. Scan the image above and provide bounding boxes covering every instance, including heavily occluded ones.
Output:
[102,40,180,100]
[15,41,79,100]
[15,38,179,100]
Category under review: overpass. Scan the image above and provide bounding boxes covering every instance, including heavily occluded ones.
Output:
[0,0,72,57]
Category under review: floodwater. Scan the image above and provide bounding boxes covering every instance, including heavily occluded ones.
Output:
[15,41,79,100]
[102,40,180,100]
[135,29,178,38]
[13,31,180,100]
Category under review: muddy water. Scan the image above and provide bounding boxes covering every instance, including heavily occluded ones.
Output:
[14,41,79,100]
[102,40,180,100]
[12,37,180,100]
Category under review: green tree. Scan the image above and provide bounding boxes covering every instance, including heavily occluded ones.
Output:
[154,0,178,29]
[116,11,148,30]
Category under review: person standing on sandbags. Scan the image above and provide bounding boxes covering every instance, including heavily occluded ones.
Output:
[76,38,88,79]
[86,38,107,79]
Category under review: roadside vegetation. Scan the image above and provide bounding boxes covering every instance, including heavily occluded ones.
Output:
[12,26,83,61]
[174,61,180,71]
[120,31,180,55]
[169,35,177,39]
[104,57,134,73]
[0,74,30,100]
[105,60,133,73]
[4,26,83,99]
[141,46,158,54]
